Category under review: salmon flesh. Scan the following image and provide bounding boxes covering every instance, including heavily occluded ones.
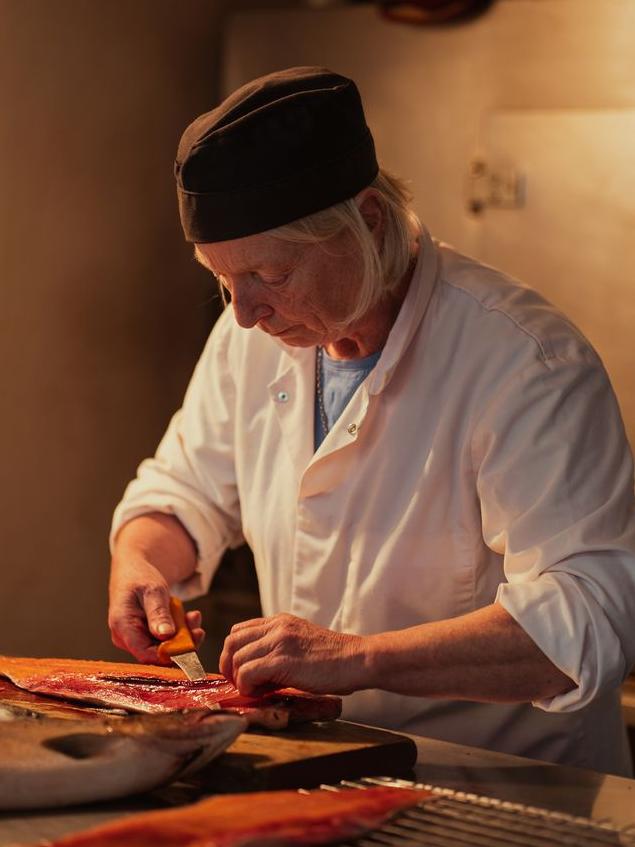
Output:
[0,656,342,729]
[29,786,435,846]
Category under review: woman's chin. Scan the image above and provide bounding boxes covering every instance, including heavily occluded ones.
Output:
[270,326,317,346]
[279,334,316,348]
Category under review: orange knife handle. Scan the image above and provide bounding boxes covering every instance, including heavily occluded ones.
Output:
[157,596,195,661]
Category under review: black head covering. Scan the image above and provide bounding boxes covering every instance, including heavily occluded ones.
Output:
[175,66,379,243]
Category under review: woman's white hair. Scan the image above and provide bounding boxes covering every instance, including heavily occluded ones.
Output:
[269,168,420,325]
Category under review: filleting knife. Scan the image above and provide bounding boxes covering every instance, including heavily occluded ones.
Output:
[157,596,207,681]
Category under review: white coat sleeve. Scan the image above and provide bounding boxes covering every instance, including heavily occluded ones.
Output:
[472,354,635,712]
[110,309,243,600]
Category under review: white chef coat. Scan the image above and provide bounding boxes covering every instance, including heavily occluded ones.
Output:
[111,226,635,776]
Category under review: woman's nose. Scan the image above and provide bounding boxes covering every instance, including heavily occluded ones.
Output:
[231,279,274,328]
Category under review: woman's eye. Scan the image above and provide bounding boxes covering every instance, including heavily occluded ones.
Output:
[255,272,288,286]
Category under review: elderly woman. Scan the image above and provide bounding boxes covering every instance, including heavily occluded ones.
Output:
[109,67,635,776]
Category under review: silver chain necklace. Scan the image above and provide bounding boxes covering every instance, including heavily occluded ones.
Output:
[315,346,330,435]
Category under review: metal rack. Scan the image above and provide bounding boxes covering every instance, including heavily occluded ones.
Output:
[309,777,635,846]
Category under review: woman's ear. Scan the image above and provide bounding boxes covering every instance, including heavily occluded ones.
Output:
[355,188,384,248]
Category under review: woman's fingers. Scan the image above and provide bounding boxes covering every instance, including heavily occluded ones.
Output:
[229,617,267,632]
[140,584,175,639]
[219,622,269,682]
[185,609,202,630]
[111,616,165,664]
[234,656,287,697]
[190,627,206,649]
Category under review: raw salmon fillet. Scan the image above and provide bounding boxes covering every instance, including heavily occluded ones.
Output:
[41,786,434,847]
[0,657,341,729]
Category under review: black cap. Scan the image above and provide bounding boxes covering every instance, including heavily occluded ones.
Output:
[175,66,379,243]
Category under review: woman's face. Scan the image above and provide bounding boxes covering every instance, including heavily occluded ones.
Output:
[195,229,366,349]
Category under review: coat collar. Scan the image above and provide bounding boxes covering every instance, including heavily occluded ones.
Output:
[366,225,439,396]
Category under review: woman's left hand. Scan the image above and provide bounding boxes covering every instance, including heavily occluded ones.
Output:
[219,613,368,696]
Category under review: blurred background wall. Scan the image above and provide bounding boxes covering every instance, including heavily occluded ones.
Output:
[225,0,635,449]
[0,0,230,659]
[0,0,633,672]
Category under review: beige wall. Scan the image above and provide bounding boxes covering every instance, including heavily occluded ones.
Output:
[224,0,635,448]
[0,1,228,659]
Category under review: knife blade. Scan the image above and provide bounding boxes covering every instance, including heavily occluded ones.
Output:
[157,596,207,681]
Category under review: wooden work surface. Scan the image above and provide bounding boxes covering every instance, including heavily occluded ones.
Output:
[198,720,417,792]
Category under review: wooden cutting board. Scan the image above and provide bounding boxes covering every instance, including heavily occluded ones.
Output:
[196,720,418,792]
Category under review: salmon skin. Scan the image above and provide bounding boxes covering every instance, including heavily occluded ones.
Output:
[0,708,246,810]
[0,679,125,721]
[32,786,434,846]
[0,657,342,730]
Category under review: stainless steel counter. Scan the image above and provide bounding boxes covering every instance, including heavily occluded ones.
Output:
[1,728,634,845]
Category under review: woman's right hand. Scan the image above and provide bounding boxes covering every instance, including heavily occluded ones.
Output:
[108,513,204,664]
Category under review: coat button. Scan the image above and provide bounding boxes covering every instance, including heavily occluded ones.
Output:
[276,391,289,402]
[347,422,357,435]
